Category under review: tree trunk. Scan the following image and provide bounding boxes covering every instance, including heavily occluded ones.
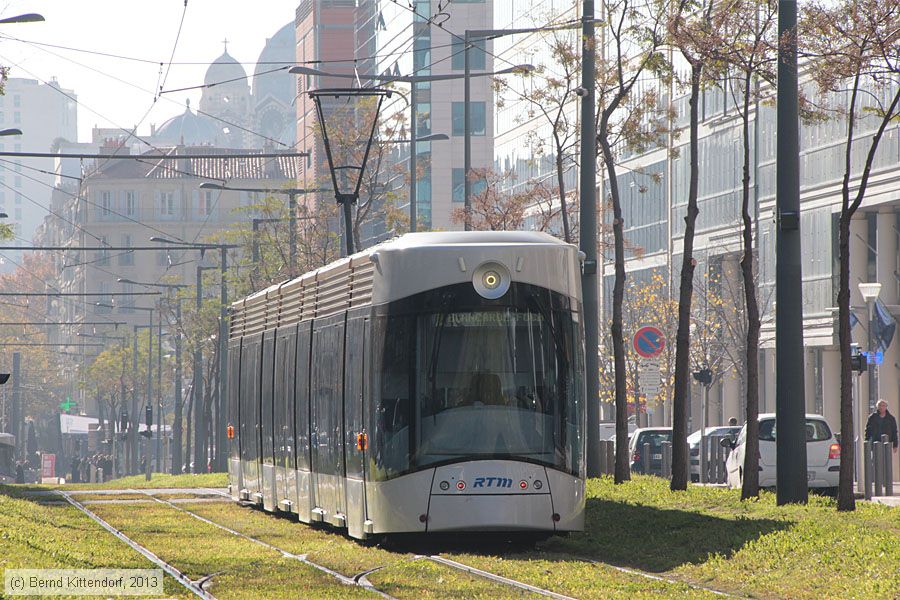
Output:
[555,141,571,243]
[837,211,855,510]
[671,62,702,491]
[740,72,761,500]
[599,129,630,484]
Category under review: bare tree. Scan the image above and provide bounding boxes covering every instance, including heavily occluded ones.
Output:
[596,0,671,484]
[803,0,900,511]
[668,0,719,491]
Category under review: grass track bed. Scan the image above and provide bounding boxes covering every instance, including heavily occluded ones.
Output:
[0,492,191,599]
[90,502,371,598]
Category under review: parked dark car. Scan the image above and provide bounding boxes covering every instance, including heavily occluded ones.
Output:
[629,427,673,476]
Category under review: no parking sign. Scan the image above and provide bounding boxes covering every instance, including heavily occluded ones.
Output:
[633,326,665,359]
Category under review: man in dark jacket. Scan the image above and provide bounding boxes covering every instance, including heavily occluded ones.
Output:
[865,399,899,453]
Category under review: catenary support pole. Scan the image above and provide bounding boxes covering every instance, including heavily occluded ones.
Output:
[463,30,472,229]
[193,267,204,473]
[775,0,808,504]
[410,83,418,232]
[10,352,20,456]
[288,192,297,278]
[173,299,183,474]
[581,0,601,478]
[216,247,228,472]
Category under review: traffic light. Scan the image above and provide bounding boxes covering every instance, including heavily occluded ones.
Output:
[120,411,129,440]
[850,343,868,373]
[692,368,713,385]
[140,405,152,439]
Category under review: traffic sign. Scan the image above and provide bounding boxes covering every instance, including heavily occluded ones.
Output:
[633,326,665,359]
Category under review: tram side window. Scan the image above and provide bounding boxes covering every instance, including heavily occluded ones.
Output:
[372,315,411,479]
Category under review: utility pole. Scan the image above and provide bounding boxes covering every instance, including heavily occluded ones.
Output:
[173,298,183,474]
[216,247,228,472]
[775,0,808,504]
[156,301,162,473]
[463,29,472,229]
[194,266,205,473]
[10,352,20,457]
[410,83,418,232]
[131,329,139,474]
[581,0,601,478]
[288,191,297,278]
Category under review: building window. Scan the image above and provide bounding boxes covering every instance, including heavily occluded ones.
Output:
[13,95,20,108]
[13,112,20,124]
[158,191,177,219]
[124,191,136,216]
[452,167,486,201]
[416,103,431,136]
[119,234,134,266]
[199,190,215,217]
[13,208,20,220]
[452,168,465,202]
[119,283,135,313]
[452,102,486,136]
[451,38,486,70]
[97,237,110,266]
[14,176,20,188]
[100,191,113,218]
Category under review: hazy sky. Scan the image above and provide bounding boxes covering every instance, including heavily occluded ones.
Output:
[0,0,299,142]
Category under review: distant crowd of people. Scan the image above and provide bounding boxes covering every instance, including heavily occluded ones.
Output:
[69,453,114,483]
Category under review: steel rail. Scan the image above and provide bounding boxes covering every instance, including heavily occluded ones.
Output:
[57,491,213,599]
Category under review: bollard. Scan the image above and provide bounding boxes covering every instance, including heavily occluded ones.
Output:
[874,440,884,497]
[606,440,616,475]
[882,434,894,496]
[661,441,672,479]
[863,440,874,500]
[712,440,721,484]
[700,436,708,484]
[643,442,651,475]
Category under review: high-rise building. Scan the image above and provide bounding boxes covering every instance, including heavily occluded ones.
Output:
[296,1,495,238]
[0,77,77,264]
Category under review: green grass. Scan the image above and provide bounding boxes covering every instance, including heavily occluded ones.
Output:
[0,491,191,599]
[59,472,227,490]
[5,475,899,599]
[530,476,900,599]
[90,502,371,599]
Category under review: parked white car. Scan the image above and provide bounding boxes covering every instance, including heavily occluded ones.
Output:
[724,413,841,490]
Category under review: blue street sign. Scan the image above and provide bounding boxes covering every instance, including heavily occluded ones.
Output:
[866,351,884,365]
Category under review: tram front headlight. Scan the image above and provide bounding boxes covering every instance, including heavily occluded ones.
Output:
[473,262,511,299]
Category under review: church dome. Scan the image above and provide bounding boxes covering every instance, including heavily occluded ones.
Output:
[253,22,295,106]
[205,50,248,87]
[154,100,221,145]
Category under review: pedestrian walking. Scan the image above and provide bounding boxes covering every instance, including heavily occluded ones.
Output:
[865,399,899,453]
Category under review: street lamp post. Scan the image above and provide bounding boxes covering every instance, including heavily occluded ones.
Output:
[150,237,234,472]
[291,66,529,234]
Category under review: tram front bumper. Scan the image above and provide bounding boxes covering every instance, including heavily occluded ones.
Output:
[426,493,556,532]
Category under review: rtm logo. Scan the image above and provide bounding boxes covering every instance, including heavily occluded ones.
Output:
[473,477,513,488]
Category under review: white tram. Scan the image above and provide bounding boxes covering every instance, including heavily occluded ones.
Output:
[226,231,586,539]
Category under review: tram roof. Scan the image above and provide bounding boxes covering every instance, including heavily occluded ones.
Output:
[240,231,571,304]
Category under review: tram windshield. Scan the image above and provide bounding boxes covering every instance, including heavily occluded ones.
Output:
[373,282,584,480]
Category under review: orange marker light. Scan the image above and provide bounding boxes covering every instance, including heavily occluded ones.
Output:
[227,424,235,440]
[357,432,368,451]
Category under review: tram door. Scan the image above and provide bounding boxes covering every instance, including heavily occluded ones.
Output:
[310,316,346,524]
[274,325,298,511]
[343,314,368,538]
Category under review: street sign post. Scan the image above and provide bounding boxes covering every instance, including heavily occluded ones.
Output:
[633,326,665,359]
